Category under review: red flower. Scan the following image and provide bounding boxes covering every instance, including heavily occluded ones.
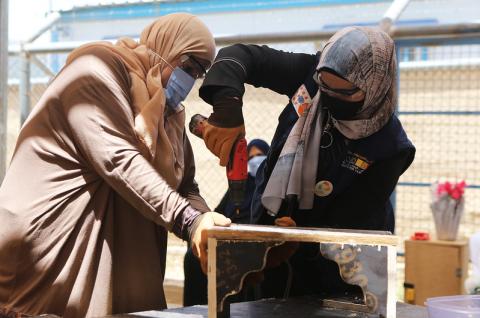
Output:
[450,188,462,200]
[436,181,466,200]
[436,183,448,196]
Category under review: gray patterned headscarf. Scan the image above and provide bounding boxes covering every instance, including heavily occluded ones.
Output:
[262,27,397,215]
[321,26,397,138]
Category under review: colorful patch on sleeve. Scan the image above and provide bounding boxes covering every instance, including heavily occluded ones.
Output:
[291,84,312,117]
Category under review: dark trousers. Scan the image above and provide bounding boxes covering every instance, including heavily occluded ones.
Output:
[183,247,208,306]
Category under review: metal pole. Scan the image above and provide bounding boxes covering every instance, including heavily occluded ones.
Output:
[19,47,30,125]
[31,55,55,79]
[17,11,61,126]
[25,12,61,44]
[0,0,9,181]
[380,0,412,33]
[4,23,480,56]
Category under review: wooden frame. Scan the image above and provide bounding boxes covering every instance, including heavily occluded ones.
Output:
[208,224,398,318]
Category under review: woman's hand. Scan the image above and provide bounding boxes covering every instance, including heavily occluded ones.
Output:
[191,212,232,274]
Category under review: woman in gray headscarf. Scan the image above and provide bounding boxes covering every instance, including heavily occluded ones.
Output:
[198,27,415,298]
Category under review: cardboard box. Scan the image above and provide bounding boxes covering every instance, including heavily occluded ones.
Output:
[404,239,469,306]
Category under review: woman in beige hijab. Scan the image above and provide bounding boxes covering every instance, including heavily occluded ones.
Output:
[0,13,230,317]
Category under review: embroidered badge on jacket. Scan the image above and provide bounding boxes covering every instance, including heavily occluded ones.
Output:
[291,84,313,117]
[341,151,372,174]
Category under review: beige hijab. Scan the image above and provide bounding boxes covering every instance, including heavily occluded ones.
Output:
[66,13,215,188]
[262,27,397,215]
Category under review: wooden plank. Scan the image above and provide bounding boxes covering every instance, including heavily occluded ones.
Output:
[208,237,218,318]
[208,224,398,246]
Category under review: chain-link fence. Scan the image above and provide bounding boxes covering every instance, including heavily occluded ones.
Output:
[395,42,480,243]
[5,30,480,291]
[7,35,480,241]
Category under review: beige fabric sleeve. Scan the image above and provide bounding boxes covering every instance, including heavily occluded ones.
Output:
[177,134,210,213]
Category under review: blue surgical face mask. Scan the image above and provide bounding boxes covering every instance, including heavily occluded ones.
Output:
[248,155,267,177]
[165,67,195,112]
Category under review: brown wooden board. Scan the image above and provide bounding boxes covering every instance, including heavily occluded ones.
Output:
[208,224,398,246]
[105,299,427,318]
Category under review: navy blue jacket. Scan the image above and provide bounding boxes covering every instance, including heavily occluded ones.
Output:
[200,44,415,233]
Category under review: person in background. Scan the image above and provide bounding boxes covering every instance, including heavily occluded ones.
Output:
[197,27,415,299]
[183,138,270,306]
[0,13,230,318]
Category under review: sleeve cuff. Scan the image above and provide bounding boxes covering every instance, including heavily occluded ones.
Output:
[172,206,203,241]
[208,90,244,128]
[187,213,206,244]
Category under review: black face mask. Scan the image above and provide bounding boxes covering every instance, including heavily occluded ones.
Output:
[320,93,363,120]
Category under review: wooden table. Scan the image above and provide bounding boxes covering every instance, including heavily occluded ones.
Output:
[108,298,427,318]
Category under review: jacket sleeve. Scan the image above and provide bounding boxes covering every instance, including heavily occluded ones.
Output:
[200,44,317,104]
[326,149,415,231]
[59,50,201,241]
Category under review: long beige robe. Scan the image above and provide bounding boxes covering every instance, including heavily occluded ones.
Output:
[0,46,209,317]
